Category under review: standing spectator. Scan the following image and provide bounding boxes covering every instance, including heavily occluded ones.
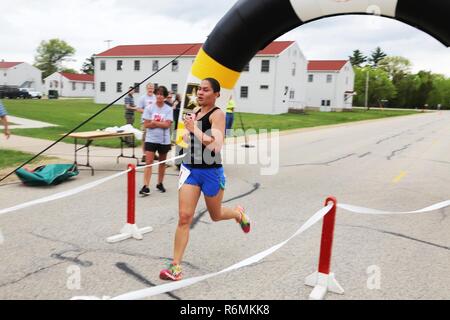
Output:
[139,86,173,195]
[172,93,182,140]
[165,91,174,107]
[0,99,10,139]
[124,86,137,146]
[225,95,236,136]
[137,83,156,162]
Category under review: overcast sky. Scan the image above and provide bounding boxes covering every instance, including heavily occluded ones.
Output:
[1,0,449,76]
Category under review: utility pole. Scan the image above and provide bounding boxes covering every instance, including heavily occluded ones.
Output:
[365,68,370,111]
[104,40,113,49]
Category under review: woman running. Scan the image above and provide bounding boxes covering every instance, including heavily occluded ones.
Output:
[160,78,250,281]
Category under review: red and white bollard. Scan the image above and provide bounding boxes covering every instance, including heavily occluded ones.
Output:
[305,196,344,300]
[107,164,153,243]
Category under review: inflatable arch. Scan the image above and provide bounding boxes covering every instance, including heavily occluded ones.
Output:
[176,0,449,145]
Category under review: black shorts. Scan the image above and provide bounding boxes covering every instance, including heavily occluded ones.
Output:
[144,142,171,154]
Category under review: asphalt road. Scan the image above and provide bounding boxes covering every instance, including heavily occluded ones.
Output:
[0,111,449,300]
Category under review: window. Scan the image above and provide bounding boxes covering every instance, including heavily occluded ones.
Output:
[327,75,333,83]
[242,63,250,72]
[72,82,76,91]
[322,100,331,106]
[134,60,140,71]
[134,83,140,93]
[83,83,86,90]
[289,90,295,99]
[261,60,270,72]
[100,82,106,92]
[327,100,331,106]
[240,86,248,98]
[117,82,122,93]
[308,74,314,82]
[292,63,296,76]
[100,60,106,71]
[172,60,179,72]
[171,83,178,94]
[50,82,53,88]
[260,85,269,90]
[117,60,123,71]
[152,60,159,71]
[92,83,95,90]
[55,81,58,88]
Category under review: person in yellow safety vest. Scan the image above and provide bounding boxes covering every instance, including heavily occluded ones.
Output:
[225,95,235,136]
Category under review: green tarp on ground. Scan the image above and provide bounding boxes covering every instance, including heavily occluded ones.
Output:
[15,164,78,186]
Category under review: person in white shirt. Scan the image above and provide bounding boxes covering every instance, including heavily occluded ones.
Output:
[137,83,156,162]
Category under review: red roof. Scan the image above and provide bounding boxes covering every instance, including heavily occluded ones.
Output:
[258,41,294,55]
[0,62,23,69]
[61,72,94,82]
[308,60,348,71]
[96,41,295,57]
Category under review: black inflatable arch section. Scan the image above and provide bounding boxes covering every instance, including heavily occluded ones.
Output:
[205,0,449,73]
[176,0,449,145]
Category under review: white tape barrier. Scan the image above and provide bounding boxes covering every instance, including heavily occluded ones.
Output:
[0,170,130,217]
[135,154,186,171]
[73,204,333,300]
[338,200,450,215]
[73,198,450,300]
[0,155,185,217]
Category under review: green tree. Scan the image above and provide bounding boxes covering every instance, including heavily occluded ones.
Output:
[354,67,396,108]
[369,47,387,67]
[60,68,78,74]
[34,39,76,78]
[415,71,434,107]
[378,56,412,84]
[392,74,420,108]
[349,49,367,67]
[81,55,95,75]
[428,75,450,107]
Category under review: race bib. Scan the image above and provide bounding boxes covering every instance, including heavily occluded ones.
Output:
[178,164,191,190]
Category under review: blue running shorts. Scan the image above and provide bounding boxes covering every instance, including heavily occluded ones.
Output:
[182,164,226,197]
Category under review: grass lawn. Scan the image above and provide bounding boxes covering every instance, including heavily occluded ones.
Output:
[0,149,54,170]
[3,99,419,147]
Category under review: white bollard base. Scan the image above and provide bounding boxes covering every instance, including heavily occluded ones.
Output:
[305,271,344,300]
[107,223,153,243]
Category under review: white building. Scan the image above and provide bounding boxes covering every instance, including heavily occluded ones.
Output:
[305,60,355,111]
[94,41,307,115]
[0,61,43,92]
[44,72,95,97]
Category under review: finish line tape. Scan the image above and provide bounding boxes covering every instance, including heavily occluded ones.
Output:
[337,200,450,215]
[0,170,130,217]
[135,154,186,171]
[72,199,450,300]
[72,204,334,300]
[0,155,186,217]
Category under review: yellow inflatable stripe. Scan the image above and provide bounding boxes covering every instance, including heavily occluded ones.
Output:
[191,48,240,89]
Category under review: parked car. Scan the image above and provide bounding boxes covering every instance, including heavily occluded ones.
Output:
[48,90,59,99]
[19,88,42,99]
[0,85,21,99]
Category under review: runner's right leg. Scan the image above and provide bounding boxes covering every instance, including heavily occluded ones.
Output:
[174,184,201,264]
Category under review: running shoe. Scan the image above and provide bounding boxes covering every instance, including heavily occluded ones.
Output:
[156,183,166,193]
[139,185,151,196]
[236,205,251,233]
[159,263,183,281]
